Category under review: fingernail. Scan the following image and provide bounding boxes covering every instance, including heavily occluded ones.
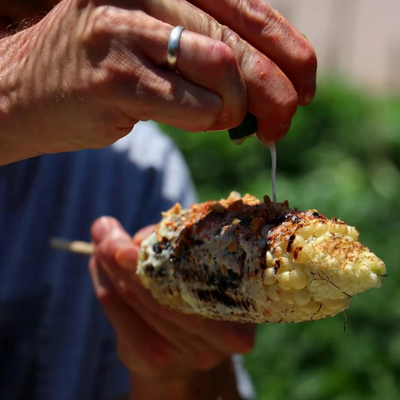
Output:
[276,120,292,140]
[257,121,291,145]
[301,75,317,105]
[92,217,119,243]
[98,216,115,230]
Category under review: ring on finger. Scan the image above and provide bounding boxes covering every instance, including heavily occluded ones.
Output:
[166,26,185,70]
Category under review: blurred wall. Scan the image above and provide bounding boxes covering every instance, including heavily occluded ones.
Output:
[269,0,400,92]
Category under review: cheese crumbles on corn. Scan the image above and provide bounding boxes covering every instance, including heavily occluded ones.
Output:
[137,192,386,323]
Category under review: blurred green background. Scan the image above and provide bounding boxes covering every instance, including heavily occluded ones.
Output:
[160,79,400,400]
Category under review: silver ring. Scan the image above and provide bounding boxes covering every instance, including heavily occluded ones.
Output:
[167,26,184,70]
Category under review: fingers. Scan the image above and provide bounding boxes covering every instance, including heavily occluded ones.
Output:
[256,109,294,144]
[98,247,255,355]
[139,0,299,141]
[82,1,316,141]
[89,257,182,375]
[92,219,255,357]
[132,284,256,355]
[110,258,254,355]
[91,217,125,245]
[91,233,251,374]
[91,217,153,252]
[139,23,247,130]
[112,57,224,132]
[89,255,112,299]
[91,215,256,375]
[190,0,317,106]
[98,10,247,132]
[112,279,229,371]
[91,218,154,274]
[102,266,254,371]
[91,217,141,278]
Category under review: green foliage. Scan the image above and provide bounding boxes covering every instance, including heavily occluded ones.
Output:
[160,80,400,400]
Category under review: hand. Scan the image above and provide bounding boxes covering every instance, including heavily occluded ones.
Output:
[89,217,256,398]
[90,217,255,400]
[0,0,316,164]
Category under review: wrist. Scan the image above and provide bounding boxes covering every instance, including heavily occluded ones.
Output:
[0,29,41,165]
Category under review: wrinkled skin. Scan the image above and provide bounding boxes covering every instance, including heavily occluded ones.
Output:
[0,0,316,164]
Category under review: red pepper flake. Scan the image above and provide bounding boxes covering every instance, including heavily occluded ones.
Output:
[228,241,238,253]
[251,217,267,233]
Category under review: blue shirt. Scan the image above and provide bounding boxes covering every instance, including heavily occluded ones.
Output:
[0,122,196,400]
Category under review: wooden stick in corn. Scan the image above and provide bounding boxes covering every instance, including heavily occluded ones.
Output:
[137,192,386,323]
[50,238,94,256]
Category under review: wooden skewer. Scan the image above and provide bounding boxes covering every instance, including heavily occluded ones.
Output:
[49,238,94,256]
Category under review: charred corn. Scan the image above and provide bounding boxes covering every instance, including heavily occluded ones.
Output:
[137,192,386,323]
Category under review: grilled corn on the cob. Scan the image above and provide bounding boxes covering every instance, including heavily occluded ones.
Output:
[137,192,386,323]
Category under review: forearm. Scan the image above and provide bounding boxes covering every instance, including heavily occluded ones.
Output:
[0,2,68,165]
[0,31,35,165]
[129,359,243,400]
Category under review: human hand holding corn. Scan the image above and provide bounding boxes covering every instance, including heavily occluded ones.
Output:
[53,192,386,398]
[89,217,255,399]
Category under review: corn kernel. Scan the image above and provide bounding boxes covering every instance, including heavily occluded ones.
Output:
[291,235,305,249]
[297,225,312,239]
[331,223,348,235]
[265,251,274,268]
[227,191,241,201]
[320,305,335,316]
[324,298,350,311]
[293,246,311,264]
[267,285,280,302]
[273,256,291,272]
[263,268,276,286]
[277,271,292,291]
[370,273,379,285]
[280,291,295,305]
[347,226,359,240]
[344,264,353,274]
[371,261,385,275]
[300,300,320,314]
[314,222,328,237]
[289,269,308,290]
[292,290,312,306]
[359,265,370,275]
[139,193,386,324]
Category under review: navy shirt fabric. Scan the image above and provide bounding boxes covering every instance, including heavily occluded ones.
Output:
[0,122,196,400]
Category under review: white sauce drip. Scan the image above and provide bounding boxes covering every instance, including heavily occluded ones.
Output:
[268,143,277,204]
